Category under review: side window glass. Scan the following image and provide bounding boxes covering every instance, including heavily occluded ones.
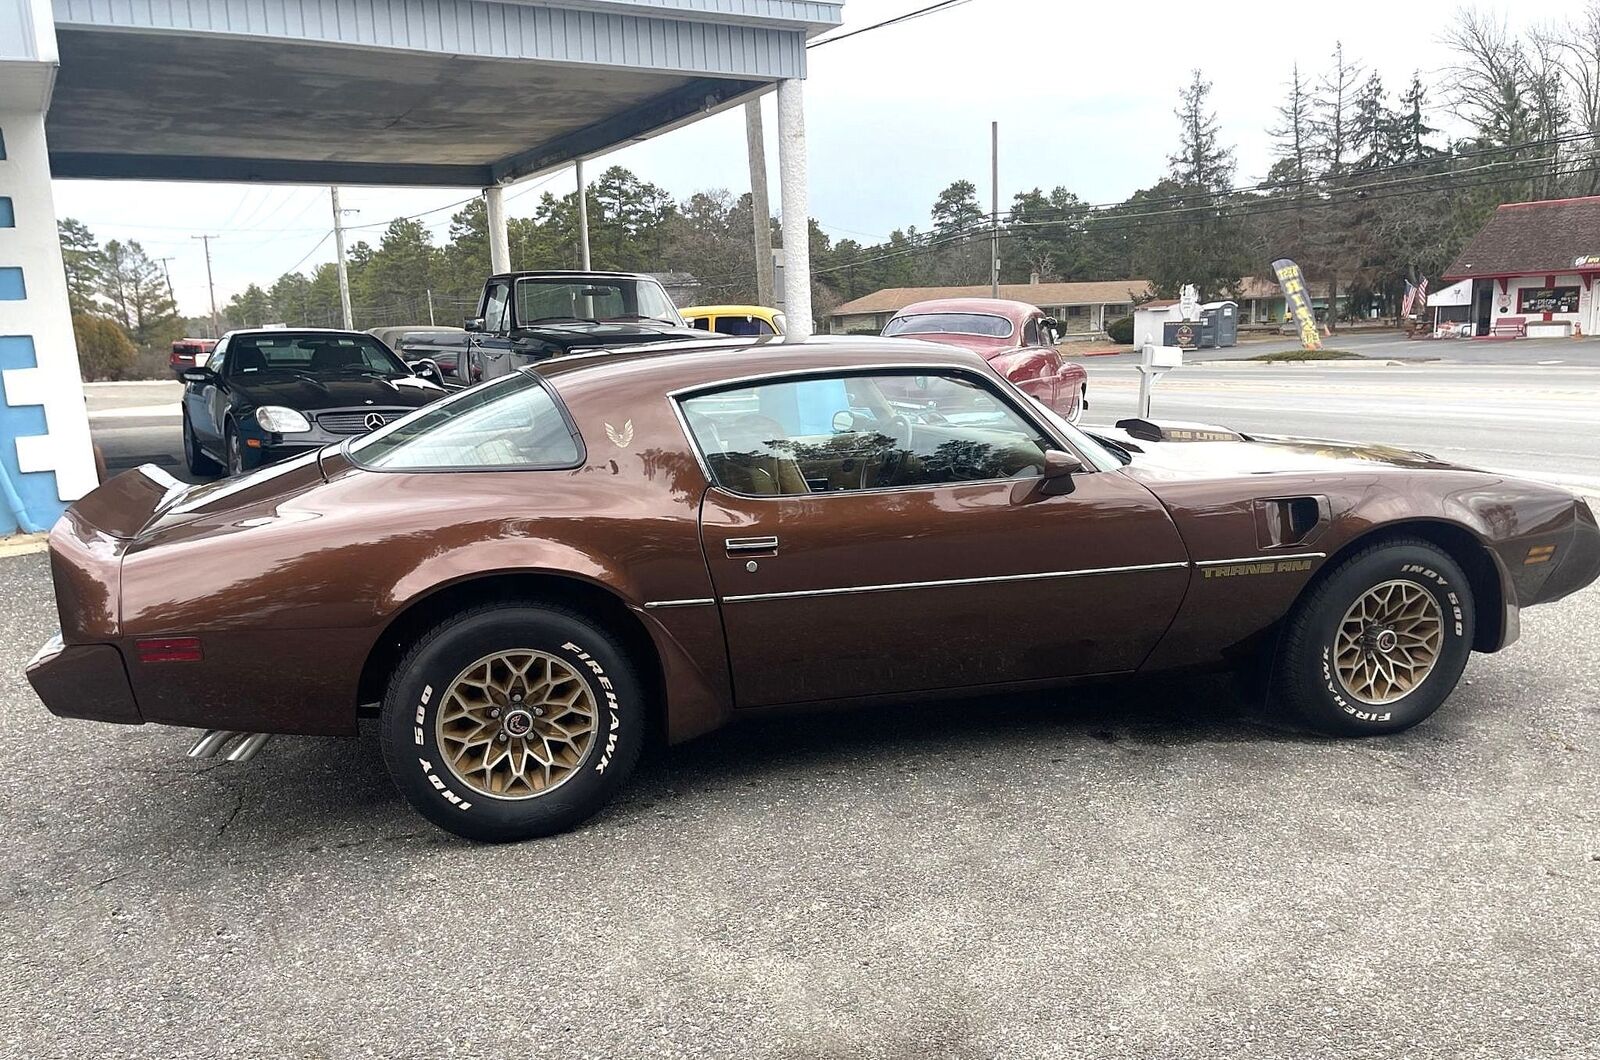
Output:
[480,283,511,333]
[1023,318,1041,346]
[690,317,711,331]
[680,372,1054,497]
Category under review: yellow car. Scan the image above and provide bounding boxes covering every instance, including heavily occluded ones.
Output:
[680,304,786,337]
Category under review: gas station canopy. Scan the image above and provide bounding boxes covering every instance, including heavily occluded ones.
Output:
[44,0,842,185]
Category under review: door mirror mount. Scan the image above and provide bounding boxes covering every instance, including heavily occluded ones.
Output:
[1013,449,1084,503]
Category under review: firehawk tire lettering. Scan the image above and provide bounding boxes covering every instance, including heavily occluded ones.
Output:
[1276,539,1473,737]
[379,605,644,842]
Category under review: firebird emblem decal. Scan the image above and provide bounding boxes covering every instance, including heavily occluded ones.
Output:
[605,421,634,448]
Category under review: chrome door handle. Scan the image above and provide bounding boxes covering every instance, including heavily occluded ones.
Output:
[725,536,779,555]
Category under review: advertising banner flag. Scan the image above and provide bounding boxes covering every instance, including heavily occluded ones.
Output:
[1271,258,1323,351]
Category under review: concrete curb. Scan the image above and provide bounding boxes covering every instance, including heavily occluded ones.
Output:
[0,533,48,558]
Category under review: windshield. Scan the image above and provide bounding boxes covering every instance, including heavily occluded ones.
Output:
[514,277,683,326]
[226,334,410,378]
[883,313,1014,339]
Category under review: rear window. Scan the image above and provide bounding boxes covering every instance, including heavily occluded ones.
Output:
[884,313,1013,338]
[349,371,583,471]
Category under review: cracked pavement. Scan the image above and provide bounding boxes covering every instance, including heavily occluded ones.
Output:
[1,551,1597,1058]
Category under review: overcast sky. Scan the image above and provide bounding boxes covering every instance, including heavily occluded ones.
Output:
[50,0,1536,317]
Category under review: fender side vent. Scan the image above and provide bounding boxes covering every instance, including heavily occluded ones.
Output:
[1260,497,1325,547]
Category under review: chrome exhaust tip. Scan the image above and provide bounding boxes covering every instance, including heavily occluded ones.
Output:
[187,730,272,762]
[187,729,238,759]
[223,732,271,763]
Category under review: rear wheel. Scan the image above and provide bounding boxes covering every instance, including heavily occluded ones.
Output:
[1274,539,1474,735]
[379,604,645,842]
[182,409,221,477]
[1068,384,1088,424]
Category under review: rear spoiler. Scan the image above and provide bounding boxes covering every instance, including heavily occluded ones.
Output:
[67,465,186,540]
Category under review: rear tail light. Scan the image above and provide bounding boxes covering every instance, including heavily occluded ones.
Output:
[136,636,203,663]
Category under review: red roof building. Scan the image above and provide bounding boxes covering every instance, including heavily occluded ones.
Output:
[1443,196,1600,337]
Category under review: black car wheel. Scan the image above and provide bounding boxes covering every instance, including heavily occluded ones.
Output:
[182,409,221,477]
[379,603,645,842]
[225,421,251,476]
[1274,538,1474,736]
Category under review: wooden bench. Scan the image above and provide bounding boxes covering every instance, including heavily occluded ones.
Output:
[1490,316,1527,338]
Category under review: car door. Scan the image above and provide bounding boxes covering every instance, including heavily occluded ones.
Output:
[470,280,514,381]
[680,367,1191,709]
[186,337,228,448]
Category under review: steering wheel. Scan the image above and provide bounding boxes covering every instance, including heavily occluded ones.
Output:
[890,413,914,451]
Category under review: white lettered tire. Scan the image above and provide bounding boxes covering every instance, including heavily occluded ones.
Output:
[380,603,644,841]
[1274,539,1474,736]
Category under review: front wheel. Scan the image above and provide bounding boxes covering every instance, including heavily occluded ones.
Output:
[1273,539,1474,736]
[182,409,221,477]
[379,604,646,842]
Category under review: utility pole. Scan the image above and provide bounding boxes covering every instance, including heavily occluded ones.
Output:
[746,99,775,306]
[576,160,592,271]
[330,187,354,329]
[990,121,1001,299]
[155,256,177,306]
[426,289,436,326]
[191,235,220,337]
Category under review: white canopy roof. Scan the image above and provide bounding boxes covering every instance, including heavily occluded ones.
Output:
[1428,278,1473,307]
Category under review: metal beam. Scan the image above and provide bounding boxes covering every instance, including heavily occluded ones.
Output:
[47,152,495,187]
[491,77,765,184]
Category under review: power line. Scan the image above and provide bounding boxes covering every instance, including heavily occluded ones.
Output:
[807,0,975,48]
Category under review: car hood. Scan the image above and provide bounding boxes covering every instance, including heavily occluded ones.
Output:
[1093,425,1467,483]
[232,372,445,410]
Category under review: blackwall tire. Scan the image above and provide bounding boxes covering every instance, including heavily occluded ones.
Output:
[379,604,645,842]
[182,410,220,477]
[1274,539,1474,736]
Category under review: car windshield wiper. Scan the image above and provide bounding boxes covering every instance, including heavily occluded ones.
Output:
[527,316,604,326]
[609,314,677,324]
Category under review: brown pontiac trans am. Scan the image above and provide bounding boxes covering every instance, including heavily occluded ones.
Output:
[27,337,1600,841]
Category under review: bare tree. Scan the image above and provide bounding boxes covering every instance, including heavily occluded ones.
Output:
[1315,42,1364,177]
[1270,63,1317,187]
[1556,2,1600,193]
[1439,10,1535,146]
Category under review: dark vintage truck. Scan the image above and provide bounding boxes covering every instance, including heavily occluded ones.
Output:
[398,271,712,387]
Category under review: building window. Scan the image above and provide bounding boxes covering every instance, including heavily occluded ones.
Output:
[1066,305,1086,318]
[1517,286,1580,314]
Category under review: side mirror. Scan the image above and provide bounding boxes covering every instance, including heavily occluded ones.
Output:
[832,410,857,434]
[407,358,442,383]
[1013,449,1084,503]
[464,317,485,332]
[181,367,213,384]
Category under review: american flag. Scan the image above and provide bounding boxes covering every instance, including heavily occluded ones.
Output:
[1416,277,1430,311]
[1401,280,1418,318]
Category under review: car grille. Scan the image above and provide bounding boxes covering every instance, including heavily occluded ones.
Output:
[316,409,410,435]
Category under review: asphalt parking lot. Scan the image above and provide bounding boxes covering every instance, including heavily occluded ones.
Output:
[5,358,1598,1056]
[3,550,1599,1056]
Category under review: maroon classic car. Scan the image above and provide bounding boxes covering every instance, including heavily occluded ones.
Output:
[883,298,1089,421]
[26,336,1600,842]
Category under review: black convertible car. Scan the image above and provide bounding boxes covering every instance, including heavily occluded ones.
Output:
[181,329,447,476]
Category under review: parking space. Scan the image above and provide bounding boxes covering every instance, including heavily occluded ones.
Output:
[2,545,1597,1055]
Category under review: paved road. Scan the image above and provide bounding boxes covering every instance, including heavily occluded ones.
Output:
[1079,330,1600,366]
[1083,362,1600,498]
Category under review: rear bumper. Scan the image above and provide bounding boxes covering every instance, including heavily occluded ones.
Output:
[26,634,142,724]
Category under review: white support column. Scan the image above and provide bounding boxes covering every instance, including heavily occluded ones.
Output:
[485,185,510,274]
[0,7,100,530]
[575,160,592,272]
[775,79,812,340]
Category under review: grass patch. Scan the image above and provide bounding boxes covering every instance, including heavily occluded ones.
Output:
[1248,349,1365,362]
